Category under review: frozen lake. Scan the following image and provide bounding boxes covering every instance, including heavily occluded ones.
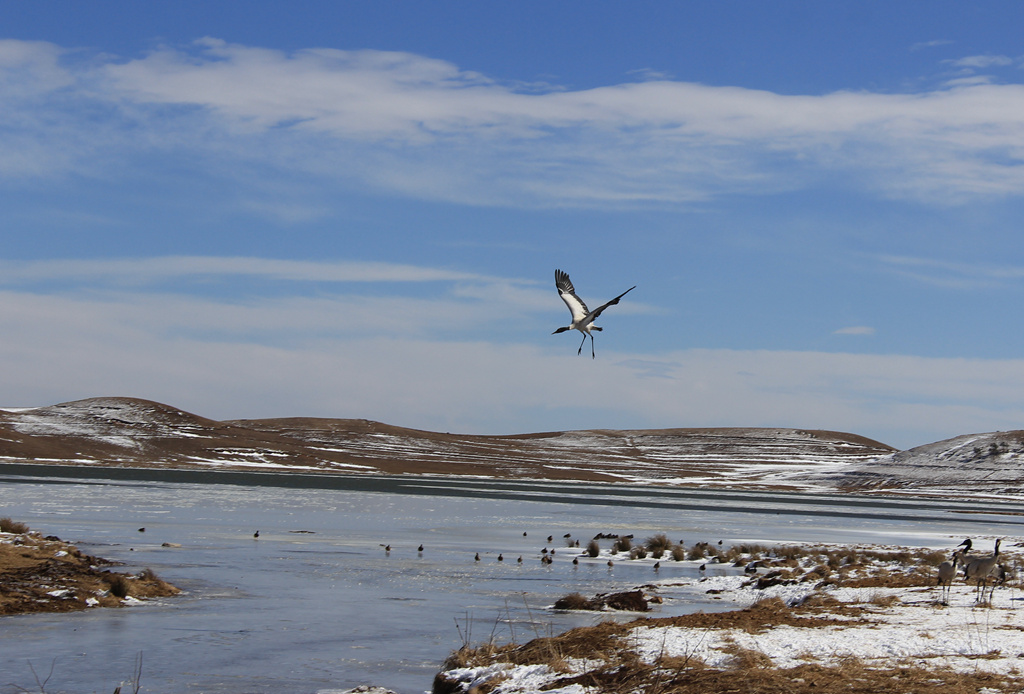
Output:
[2,467,1024,693]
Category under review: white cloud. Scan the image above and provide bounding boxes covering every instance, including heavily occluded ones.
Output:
[0,39,73,94]
[3,39,1024,206]
[1,284,1022,450]
[944,55,1015,69]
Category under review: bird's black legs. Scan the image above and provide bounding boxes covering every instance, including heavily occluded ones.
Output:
[575,332,597,358]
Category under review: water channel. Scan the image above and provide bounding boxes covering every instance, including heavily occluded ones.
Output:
[1,466,1023,693]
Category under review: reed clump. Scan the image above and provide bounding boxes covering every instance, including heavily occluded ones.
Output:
[106,572,131,598]
[645,533,673,557]
[0,517,30,534]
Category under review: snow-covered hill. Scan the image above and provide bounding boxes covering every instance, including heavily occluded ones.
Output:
[825,430,1024,497]
[0,397,892,489]
[10,396,1023,498]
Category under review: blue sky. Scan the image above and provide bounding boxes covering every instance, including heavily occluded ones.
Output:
[3,2,1024,449]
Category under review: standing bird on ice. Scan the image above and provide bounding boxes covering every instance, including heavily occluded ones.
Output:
[552,269,636,358]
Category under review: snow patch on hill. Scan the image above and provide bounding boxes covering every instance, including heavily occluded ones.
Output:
[815,430,1024,498]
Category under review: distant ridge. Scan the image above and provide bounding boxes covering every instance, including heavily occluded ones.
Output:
[825,430,1024,497]
[0,396,901,490]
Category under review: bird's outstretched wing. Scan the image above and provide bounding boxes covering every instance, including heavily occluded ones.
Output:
[588,285,636,321]
[555,269,589,323]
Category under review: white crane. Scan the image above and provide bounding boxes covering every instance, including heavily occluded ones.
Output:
[552,269,635,359]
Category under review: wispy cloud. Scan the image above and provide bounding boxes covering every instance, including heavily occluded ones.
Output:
[3,39,1024,207]
[910,40,954,52]
[833,326,875,336]
[877,255,1024,289]
[0,39,73,93]
[0,257,574,350]
[944,54,1016,69]
[625,67,676,82]
[0,256,491,285]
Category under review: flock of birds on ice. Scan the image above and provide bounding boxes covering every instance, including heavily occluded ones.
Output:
[369,532,1012,609]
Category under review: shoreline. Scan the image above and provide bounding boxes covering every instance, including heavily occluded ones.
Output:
[434,540,1024,694]
[0,523,180,616]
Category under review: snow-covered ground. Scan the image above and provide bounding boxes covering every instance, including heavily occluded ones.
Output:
[633,577,1024,673]
[438,543,1024,694]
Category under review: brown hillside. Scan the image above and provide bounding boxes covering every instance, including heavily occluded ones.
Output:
[0,397,893,489]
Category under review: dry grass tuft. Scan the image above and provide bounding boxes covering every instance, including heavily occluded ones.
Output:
[918,549,948,567]
[0,517,30,534]
[867,591,900,608]
[721,643,774,669]
[441,641,504,671]
[687,542,716,561]
[106,572,130,598]
[131,568,179,598]
[646,533,674,554]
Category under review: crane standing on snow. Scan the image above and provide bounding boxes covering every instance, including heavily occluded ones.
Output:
[964,538,1002,603]
[552,269,635,359]
[937,546,969,605]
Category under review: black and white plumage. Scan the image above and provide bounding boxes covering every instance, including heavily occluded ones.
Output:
[552,269,635,358]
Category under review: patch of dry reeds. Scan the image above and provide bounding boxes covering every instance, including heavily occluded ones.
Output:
[0,517,30,534]
[105,572,131,598]
[441,603,1020,694]
[645,533,674,554]
[436,540,1024,694]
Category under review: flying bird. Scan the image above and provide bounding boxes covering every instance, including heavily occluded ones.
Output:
[552,269,636,358]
